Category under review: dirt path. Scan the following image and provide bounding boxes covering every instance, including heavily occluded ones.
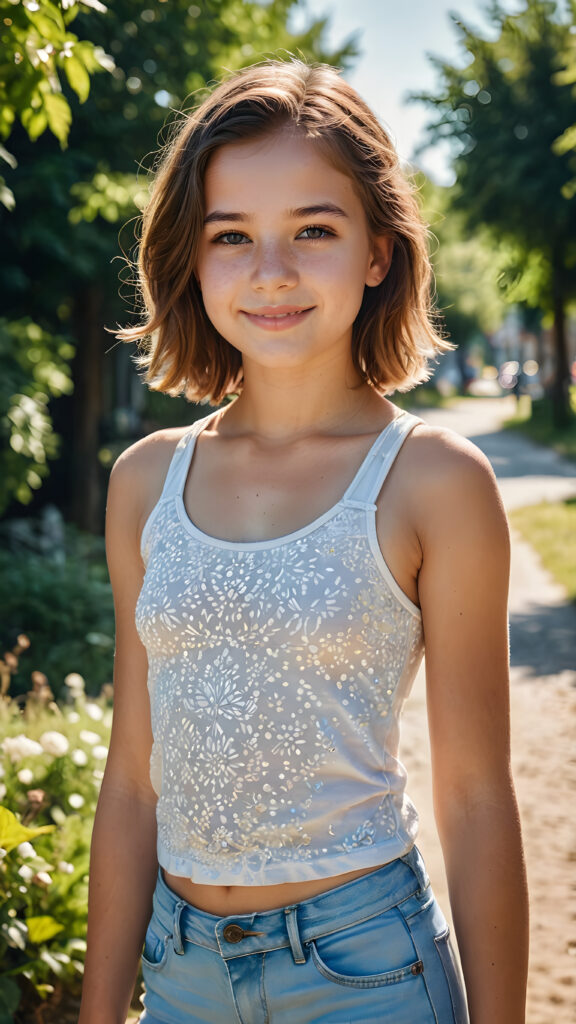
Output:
[401,397,576,1024]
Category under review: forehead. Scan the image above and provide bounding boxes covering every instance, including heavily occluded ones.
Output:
[203,129,363,213]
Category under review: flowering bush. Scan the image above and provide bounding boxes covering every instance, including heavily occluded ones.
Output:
[0,651,113,1023]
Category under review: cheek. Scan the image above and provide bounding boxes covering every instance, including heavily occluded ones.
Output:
[314,250,369,312]
[196,259,237,306]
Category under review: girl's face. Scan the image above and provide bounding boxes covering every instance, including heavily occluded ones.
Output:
[196,128,391,377]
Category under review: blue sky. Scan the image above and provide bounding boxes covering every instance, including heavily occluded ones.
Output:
[291,0,529,183]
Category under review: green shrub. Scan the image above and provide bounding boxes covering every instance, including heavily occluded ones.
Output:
[0,525,114,700]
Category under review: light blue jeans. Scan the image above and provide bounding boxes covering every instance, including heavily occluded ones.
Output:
[138,847,469,1023]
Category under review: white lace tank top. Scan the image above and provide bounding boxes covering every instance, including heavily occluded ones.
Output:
[135,408,425,885]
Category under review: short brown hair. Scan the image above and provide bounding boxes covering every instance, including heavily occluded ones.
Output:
[119,59,450,404]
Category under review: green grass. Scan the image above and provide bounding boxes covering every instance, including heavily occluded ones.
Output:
[503,391,576,462]
[509,497,576,603]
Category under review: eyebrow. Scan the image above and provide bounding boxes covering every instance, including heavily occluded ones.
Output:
[203,203,350,225]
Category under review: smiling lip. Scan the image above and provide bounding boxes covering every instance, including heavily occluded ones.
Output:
[241,306,314,331]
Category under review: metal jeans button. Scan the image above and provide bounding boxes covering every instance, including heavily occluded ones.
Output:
[222,923,265,943]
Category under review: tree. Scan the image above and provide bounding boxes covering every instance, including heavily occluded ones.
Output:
[412,0,576,425]
[417,172,507,337]
[0,0,113,208]
[0,1,115,516]
[1,0,357,530]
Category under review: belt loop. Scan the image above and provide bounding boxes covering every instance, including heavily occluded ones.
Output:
[403,846,430,892]
[284,906,306,965]
[172,899,187,955]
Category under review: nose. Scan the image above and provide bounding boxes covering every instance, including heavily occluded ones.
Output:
[250,240,298,292]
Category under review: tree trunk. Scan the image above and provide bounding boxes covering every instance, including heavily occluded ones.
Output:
[70,287,105,534]
[550,248,572,429]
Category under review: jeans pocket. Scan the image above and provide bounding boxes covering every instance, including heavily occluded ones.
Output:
[141,913,171,973]
[309,940,424,988]
[433,929,469,1024]
[308,908,425,990]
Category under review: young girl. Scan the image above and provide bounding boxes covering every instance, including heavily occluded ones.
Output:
[79,59,528,1024]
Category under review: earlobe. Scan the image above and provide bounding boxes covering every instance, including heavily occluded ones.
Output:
[365,236,394,287]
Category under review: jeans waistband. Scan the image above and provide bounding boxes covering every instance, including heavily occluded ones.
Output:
[151,847,430,964]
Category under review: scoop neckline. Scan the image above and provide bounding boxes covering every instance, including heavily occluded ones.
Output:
[175,410,407,551]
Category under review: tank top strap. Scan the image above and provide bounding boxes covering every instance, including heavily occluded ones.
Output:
[158,409,220,501]
[345,409,423,506]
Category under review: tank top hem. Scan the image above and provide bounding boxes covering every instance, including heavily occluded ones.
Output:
[157,830,418,888]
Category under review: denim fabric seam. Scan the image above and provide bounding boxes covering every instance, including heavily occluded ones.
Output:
[396,899,442,1024]
[211,889,424,960]
[309,940,424,990]
[434,928,468,1022]
[260,952,270,1024]
[400,888,435,922]
[141,929,171,973]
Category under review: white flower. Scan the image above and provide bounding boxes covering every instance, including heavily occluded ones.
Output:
[79,730,101,746]
[58,861,74,874]
[0,783,6,801]
[39,731,69,757]
[18,864,34,881]
[17,768,34,785]
[67,711,80,724]
[0,848,8,860]
[33,871,52,887]
[2,735,43,763]
[85,703,103,721]
[0,763,5,777]
[68,793,85,809]
[71,749,88,766]
[17,842,35,859]
[92,769,104,781]
[64,673,85,693]
[92,745,108,761]
[5,920,28,949]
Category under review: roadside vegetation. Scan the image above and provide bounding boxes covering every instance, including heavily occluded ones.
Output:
[503,392,576,462]
[509,497,576,603]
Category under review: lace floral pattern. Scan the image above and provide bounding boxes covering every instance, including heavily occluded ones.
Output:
[136,484,425,884]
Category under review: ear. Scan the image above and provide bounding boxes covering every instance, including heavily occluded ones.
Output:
[365,236,394,288]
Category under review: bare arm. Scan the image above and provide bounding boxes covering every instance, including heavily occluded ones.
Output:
[79,449,161,1024]
[417,432,529,1024]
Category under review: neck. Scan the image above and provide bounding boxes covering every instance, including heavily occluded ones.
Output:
[221,352,383,442]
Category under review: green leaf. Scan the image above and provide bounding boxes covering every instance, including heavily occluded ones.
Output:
[0,806,56,853]
[63,54,91,103]
[0,976,21,1022]
[23,8,66,42]
[553,123,576,156]
[43,92,72,146]
[21,107,48,142]
[26,916,65,944]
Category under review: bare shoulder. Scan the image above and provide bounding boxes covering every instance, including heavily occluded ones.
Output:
[400,421,508,544]
[405,420,498,483]
[106,425,191,546]
[110,425,190,486]
[109,426,190,496]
